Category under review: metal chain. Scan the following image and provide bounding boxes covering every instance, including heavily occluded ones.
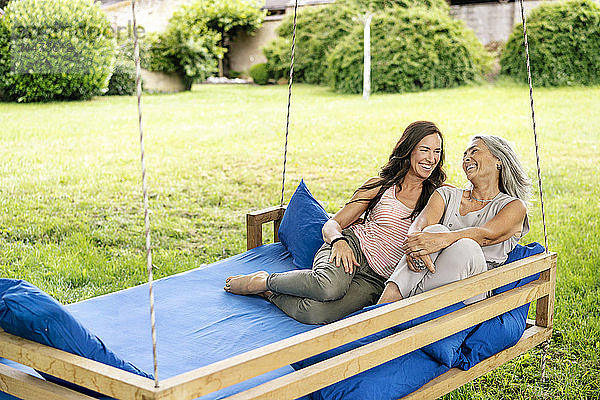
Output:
[132,0,159,388]
[280,0,299,207]
[518,0,551,382]
[519,0,549,254]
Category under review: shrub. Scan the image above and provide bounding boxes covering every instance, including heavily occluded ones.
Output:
[0,15,9,100]
[249,62,269,85]
[190,0,265,75]
[500,0,600,87]
[105,46,137,96]
[262,0,449,84]
[147,11,223,86]
[147,0,265,84]
[0,0,8,10]
[0,0,115,102]
[326,8,491,94]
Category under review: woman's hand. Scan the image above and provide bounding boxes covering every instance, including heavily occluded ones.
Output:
[403,231,450,257]
[329,240,359,274]
[406,254,435,273]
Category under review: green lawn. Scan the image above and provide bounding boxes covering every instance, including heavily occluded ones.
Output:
[1,82,599,398]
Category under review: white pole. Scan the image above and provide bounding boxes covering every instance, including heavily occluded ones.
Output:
[363,12,372,100]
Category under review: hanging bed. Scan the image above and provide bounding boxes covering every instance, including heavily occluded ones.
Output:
[0,0,557,397]
[0,195,556,400]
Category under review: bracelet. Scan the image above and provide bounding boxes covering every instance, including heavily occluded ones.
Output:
[330,236,349,247]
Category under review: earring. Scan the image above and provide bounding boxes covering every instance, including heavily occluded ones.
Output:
[497,164,502,171]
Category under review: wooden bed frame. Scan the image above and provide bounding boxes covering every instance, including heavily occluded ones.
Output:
[0,205,556,400]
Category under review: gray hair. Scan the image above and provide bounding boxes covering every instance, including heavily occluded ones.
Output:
[471,134,532,204]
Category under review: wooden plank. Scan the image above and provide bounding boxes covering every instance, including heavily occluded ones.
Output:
[221,280,550,400]
[273,219,282,243]
[536,253,557,328]
[402,325,552,399]
[246,206,286,225]
[0,363,97,400]
[157,267,552,400]
[246,206,286,249]
[0,332,156,400]
[246,221,262,250]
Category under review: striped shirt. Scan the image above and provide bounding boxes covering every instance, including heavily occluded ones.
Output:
[350,185,413,278]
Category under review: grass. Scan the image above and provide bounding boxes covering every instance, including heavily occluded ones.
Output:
[1,81,599,399]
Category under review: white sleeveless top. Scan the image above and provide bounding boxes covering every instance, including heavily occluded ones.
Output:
[436,186,529,269]
[351,185,413,278]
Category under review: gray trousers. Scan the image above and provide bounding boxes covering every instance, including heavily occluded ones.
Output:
[387,224,487,305]
[266,229,386,325]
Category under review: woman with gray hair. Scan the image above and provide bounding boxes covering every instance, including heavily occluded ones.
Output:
[378,134,532,304]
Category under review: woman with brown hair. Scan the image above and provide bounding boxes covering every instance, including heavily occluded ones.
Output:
[226,121,446,324]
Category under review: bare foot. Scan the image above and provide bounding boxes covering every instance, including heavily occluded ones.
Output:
[224,271,269,295]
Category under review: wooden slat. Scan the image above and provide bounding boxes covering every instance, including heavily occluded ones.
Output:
[246,206,286,249]
[246,222,263,250]
[402,325,552,399]
[156,253,553,399]
[246,206,286,225]
[220,279,550,400]
[0,363,97,400]
[0,332,156,400]
[536,253,557,328]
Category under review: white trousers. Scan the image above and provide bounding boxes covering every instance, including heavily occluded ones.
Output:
[387,224,487,305]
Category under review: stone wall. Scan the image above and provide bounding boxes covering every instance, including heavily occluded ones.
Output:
[102,0,192,37]
[450,0,553,45]
[229,17,282,73]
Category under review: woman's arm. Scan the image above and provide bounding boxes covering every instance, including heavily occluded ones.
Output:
[404,199,527,258]
[404,190,445,272]
[408,191,446,234]
[322,177,381,273]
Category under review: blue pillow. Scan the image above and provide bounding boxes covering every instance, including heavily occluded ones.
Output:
[494,242,545,295]
[0,279,153,383]
[278,180,330,269]
[457,242,545,370]
[311,350,449,400]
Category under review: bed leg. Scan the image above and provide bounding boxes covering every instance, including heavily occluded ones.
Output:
[536,253,557,382]
[535,254,557,328]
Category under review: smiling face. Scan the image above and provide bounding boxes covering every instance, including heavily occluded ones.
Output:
[462,139,501,183]
[408,133,442,180]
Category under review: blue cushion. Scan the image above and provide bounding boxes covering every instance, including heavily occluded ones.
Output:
[457,242,546,370]
[278,180,330,269]
[0,279,153,384]
[312,350,449,400]
[494,242,545,295]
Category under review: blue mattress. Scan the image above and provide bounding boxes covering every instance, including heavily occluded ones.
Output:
[0,242,544,400]
[1,243,317,400]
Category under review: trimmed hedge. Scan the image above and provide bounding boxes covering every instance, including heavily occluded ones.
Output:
[0,0,114,102]
[249,62,268,85]
[500,0,600,86]
[263,0,450,84]
[327,8,491,94]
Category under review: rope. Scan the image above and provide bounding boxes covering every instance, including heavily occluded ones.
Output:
[280,0,299,207]
[132,0,159,388]
[518,0,551,382]
[519,0,549,254]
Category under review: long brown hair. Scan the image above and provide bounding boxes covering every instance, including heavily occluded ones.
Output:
[353,121,446,221]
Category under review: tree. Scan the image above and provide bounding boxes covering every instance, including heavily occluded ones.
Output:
[184,0,265,76]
